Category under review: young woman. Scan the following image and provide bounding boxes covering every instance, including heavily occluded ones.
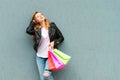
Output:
[26,11,64,80]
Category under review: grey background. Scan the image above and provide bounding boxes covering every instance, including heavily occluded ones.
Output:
[0,0,120,80]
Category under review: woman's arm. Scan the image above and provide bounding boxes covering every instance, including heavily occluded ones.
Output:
[26,20,36,35]
[52,23,64,46]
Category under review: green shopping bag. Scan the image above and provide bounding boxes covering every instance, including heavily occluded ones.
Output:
[53,49,71,64]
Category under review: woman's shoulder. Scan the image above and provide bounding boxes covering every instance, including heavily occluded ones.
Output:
[50,22,60,30]
[50,22,58,28]
[50,22,56,26]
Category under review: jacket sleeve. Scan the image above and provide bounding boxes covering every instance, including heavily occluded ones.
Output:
[26,20,36,35]
[33,29,41,51]
[52,23,64,46]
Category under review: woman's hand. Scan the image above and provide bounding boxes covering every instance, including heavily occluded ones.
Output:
[33,20,36,23]
[49,41,54,48]
[31,35,35,39]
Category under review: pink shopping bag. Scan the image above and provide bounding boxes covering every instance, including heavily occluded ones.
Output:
[48,50,66,70]
[48,51,56,70]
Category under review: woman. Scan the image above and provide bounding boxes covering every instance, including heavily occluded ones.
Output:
[26,11,64,80]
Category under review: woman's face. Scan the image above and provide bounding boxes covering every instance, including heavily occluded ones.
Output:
[35,12,45,23]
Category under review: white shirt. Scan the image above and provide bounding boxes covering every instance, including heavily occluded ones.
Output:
[36,27,50,58]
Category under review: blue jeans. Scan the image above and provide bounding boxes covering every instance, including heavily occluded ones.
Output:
[36,56,54,80]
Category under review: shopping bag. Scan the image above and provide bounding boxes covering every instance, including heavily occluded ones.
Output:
[53,49,71,64]
[48,51,56,70]
[48,50,66,70]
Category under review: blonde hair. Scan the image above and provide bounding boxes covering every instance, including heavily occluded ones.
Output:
[32,11,50,31]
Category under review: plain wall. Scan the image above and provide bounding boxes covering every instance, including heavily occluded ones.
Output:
[0,0,120,80]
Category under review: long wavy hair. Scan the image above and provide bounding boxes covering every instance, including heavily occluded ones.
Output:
[32,11,50,30]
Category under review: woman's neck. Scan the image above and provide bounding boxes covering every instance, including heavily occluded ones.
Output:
[41,21,48,30]
[41,21,45,27]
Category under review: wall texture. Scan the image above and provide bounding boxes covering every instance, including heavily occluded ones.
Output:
[0,0,120,80]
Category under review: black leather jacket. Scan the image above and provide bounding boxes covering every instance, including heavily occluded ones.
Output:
[26,21,64,51]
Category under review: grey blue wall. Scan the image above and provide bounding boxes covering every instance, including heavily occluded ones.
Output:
[0,0,120,80]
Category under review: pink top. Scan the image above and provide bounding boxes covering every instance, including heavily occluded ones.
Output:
[36,27,50,58]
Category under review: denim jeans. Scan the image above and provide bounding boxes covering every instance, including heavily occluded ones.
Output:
[36,56,54,80]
